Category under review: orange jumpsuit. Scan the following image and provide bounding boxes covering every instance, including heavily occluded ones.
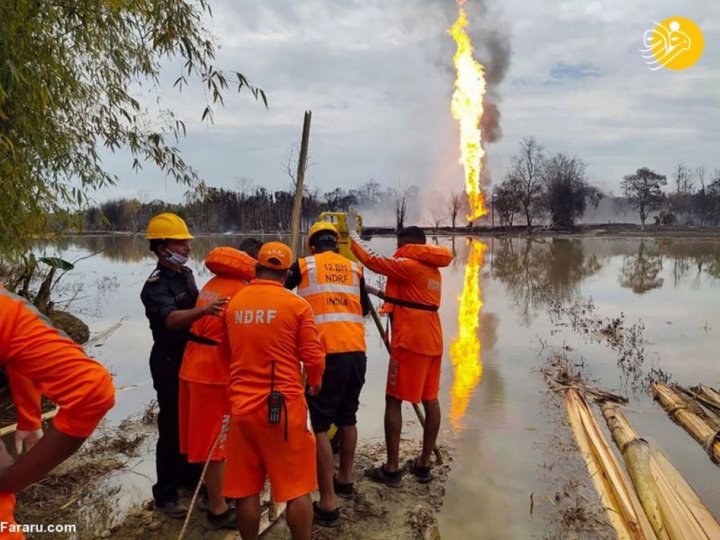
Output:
[0,287,115,538]
[351,238,453,403]
[179,247,256,463]
[223,279,325,503]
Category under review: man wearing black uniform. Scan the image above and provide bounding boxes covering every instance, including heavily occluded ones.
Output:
[140,212,228,518]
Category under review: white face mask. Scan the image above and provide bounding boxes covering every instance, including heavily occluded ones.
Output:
[165,249,188,267]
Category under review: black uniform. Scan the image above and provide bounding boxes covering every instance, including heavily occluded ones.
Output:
[140,263,200,506]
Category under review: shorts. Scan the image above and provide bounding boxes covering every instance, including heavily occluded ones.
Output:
[179,380,230,463]
[307,351,367,433]
[386,347,441,404]
[223,398,317,503]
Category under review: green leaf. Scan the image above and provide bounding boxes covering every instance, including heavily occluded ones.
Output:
[39,257,74,271]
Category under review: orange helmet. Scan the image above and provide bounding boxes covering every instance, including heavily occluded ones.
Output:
[145,213,193,240]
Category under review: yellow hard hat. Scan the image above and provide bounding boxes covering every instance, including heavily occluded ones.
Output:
[145,213,194,240]
[307,221,339,249]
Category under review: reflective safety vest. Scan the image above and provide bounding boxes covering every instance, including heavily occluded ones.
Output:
[297,252,365,354]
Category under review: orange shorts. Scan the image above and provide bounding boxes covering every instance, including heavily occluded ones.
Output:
[0,494,23,539]
[223,399,316,503]
[179,380,229,463]
[386,347,441,404]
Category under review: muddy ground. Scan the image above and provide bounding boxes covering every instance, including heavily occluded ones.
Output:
[110,439,449,540]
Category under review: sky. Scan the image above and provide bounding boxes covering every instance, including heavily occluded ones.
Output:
[96,0,720,209]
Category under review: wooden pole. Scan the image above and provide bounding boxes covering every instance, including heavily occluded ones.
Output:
[290,111,312,258]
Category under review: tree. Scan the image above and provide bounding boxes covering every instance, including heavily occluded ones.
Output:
[1,0,266,253]
[391,185,418,230]
[540,154,602,228]
[621,168,667,228]
[448,192,464,231]
[492,181,521,227]
[507,137,544,229]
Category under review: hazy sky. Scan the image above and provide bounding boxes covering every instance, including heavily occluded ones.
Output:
[96,0,720,206]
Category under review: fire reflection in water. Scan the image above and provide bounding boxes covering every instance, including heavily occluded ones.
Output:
[450,240,487,430]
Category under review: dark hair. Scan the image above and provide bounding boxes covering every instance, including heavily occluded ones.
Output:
[255,264,287,281]
[397,226,426,245]
[238,238,263,259]
[309,232,338,252]
[149,239,165,254]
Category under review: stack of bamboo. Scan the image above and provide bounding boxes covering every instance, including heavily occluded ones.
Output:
[602,403,720,539]
[651,383,720,464]
[565,389,656,539]
[565,389,720,539]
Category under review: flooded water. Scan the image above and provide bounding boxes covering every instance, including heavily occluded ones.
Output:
[30,234,720,538]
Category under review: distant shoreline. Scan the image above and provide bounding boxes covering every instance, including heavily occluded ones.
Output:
[58,223,720,239]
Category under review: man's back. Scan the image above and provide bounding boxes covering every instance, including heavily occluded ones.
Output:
[225,279,325,416]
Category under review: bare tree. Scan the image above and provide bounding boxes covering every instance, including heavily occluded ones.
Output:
[674,163,694,195]
[426,201,448,230]
[508,136,544,229]
[393,189,408,230]
[694,165,706,191]
[448,192,464,231]
[622,167,666,228]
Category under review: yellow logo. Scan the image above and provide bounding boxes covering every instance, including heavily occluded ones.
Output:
[641,17,704,71]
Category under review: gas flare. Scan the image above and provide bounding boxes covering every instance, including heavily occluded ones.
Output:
[449,6,488,221]
[450,240,487,430]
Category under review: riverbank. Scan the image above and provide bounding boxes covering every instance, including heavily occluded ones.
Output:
[59,223,720,240]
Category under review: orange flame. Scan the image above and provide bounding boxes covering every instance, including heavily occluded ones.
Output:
[449,240,487,430]
[449,7,488,221]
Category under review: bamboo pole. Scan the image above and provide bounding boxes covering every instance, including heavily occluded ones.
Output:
[290,111,312,259]
[601,404,667,539]
[698,385,720,410]
[603,402,720,539]
[651,383,720,464]
[0,408,59,437]
[564,389,656,539]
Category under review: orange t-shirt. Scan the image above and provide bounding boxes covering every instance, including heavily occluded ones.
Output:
[224,279,325,416]
[179,275,248,385]
[0,287,115,438]
[351,238,452,356]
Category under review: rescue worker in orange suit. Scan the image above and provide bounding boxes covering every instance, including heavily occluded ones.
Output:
[350,225,452,485]
[0,286,115,538]
[179,245,258,529]
[224,242,325,540]
[285,222,370,527]
[140,213,228,518]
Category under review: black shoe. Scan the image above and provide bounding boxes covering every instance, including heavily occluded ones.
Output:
[365,464,402,487]
[206,508,236,530]
[155,500,188,519]
[333,476,354,499]
[406,459,432,484]
[313,502,340,528]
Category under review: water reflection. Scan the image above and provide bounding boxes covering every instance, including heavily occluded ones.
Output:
[619,240,664,294]
[449,240,487,431]
[491,238,602,322]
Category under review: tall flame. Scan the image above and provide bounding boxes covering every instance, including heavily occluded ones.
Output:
[449,240,487,430]
[449,7,488,221]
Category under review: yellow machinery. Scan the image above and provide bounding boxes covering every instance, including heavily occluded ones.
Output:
[317,211,362,262]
